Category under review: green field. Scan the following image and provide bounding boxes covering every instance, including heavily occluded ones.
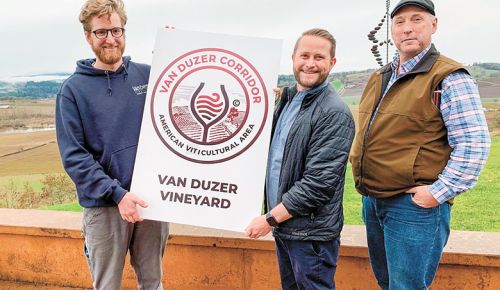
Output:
[482,98,500,103]
[0,174,46,191]
[50,141,499,229]
[449,136,500,231]
[40,202,82,212]
[342,164,362,225]
[343,138,500,231]
[341,95,362,106]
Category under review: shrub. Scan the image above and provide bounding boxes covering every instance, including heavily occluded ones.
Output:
[0,179,19,208]
[17,182,39,208]
[41,174,76,205]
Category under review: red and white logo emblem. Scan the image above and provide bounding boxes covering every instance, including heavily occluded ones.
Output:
[150,48,269,163]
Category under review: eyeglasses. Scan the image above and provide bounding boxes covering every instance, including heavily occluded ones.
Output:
[91,27,125,39]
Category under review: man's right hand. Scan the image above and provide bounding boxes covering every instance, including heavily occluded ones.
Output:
[117,192,148,223]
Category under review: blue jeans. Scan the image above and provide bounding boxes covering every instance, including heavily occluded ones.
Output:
[362,194,450,290]
[275,236,340,290]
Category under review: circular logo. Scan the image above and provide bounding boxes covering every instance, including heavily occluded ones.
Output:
[150,48,269,164]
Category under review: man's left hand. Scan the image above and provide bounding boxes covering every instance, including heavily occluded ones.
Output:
[273,87,281,101]
[245,215,272,239]
[406,185,439,208]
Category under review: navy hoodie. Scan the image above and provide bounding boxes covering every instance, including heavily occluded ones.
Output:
[56,56,150,207]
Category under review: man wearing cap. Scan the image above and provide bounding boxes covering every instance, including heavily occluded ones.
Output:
[350,0,490,289]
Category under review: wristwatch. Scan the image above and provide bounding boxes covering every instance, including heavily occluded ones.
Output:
[265,212,279,227]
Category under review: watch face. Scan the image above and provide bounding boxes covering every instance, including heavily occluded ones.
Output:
[266,212,279,227]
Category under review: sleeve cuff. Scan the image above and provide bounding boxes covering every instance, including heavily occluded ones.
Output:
[111,187,128,205]
[281,197,299,217]
[428,181,454,204]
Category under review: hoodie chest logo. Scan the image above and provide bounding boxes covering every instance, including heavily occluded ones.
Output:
[132,84,148,95]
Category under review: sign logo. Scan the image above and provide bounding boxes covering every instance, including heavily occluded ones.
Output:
[150,48,269,163]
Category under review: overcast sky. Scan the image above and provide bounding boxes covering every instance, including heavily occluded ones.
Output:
[0,0,499,78]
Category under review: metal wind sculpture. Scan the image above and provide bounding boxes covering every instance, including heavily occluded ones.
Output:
[368,0,395,67]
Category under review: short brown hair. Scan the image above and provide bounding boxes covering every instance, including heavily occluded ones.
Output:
[79,0,127,32]
[293,28,336,57]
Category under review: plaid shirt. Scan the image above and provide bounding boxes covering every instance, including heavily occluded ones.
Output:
[383,45,491,203]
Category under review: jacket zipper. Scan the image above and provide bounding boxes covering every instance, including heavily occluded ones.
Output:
[276,86,326,211]
[277,102,305,206]
[359,56,437,193]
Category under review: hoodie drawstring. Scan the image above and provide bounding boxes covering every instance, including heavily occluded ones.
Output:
[122,63,129,80]
[105,71,112,96]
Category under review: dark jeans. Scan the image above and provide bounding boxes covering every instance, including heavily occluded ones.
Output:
[275,236,340,290]
[362,194,451,290]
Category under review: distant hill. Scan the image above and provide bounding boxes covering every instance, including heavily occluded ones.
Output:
[467,63,500,98]
[1,63,499,99]
[278,68,375,97]
[0,73,70,99]
[279,62,500,98]
[477,76,500,98]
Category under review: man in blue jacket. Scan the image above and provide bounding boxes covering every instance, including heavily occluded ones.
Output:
[56,0,169,289]
[245,28,355,290]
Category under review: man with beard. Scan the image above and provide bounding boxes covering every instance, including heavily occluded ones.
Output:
[56,0,169,289]
[350,0,490,289]
[245,28,355,289]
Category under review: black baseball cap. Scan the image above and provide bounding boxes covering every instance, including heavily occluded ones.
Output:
[391,0,435,18]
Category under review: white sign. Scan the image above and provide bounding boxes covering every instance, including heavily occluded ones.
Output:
[131,29,282,232]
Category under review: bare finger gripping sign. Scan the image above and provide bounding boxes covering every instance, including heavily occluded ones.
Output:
[132,29,282,232]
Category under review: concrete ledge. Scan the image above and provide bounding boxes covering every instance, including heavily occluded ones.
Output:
[0,209,499,289]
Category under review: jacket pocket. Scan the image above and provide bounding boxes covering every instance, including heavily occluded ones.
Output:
[107,145,138,190]
[278,214,313,236]
[408,146,420,185]
[362,144,419,192]
[413,143,450,184]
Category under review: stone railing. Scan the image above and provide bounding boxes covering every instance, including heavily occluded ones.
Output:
[0,209,499,289]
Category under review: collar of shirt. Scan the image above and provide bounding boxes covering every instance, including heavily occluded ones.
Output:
[391,44,432,77]
[292,80,329,101]
[303,79,329,94]
[377,45,433,119]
